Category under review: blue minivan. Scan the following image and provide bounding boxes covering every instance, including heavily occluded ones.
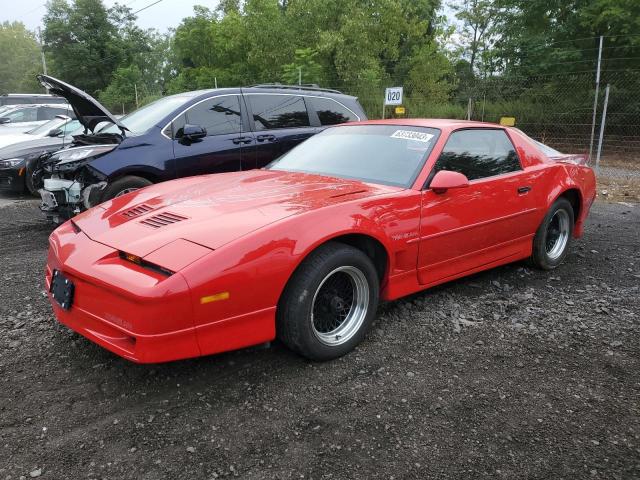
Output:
[36,75,367,221]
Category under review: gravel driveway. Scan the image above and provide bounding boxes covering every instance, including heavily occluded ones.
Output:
[0,198,638,480]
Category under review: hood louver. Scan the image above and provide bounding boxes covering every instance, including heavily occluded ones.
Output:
[139,212,189,229]
[121,204,153,218]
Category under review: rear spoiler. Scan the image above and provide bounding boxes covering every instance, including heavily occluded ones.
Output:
[548,154,588,166]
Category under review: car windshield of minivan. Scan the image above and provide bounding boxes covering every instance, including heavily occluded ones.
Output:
[101,95,192,136]
[268,125,440,188]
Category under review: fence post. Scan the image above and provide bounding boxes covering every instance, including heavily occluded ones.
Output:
[589,35,604,162]
[595,84,610,173]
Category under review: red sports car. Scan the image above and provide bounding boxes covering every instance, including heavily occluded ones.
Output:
[45,119,596,363]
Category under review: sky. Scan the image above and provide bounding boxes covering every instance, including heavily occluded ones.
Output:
[3,0,220,32]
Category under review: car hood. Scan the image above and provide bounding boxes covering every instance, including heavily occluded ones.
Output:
[37,75,124,134]
[0,133,32,148]
[0,136,65,159]
[73,169,398,258]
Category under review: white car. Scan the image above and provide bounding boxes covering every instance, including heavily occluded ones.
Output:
[0,104,73,134]
[0,115,79,149]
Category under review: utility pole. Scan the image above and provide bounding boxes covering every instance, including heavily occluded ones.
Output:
[37,27,48,92]
[298,67,302,86]
[588,35,604,163]
[134,83,139,109]
[595,84,610,173]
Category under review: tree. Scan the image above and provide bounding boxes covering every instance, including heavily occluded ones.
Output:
[43,0,121,94]
[282,48,323,85]
[0,22,42,93]
[449,0,498,76]
[98,65,143,113]
[42,0,168,100]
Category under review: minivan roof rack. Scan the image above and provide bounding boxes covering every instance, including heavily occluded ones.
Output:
[248,83,343,94]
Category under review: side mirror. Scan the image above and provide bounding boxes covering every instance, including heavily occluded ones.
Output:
[429,170,469,194]
[48,128,63,137]
[0,117,11,124]
[180,124,207,143]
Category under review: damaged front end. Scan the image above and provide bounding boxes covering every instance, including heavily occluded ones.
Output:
[39,141,118,223]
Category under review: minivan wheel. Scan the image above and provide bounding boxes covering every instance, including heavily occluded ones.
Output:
[100,175,153,202]
[277,242,379,361]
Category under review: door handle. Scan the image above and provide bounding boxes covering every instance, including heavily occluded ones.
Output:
[517,186,532,194]
[256,134,276,142]
[232,136,252,145]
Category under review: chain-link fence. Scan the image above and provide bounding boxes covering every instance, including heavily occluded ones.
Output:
[337,69,640,165]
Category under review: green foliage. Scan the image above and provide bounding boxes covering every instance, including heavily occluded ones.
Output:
[0,22,42,93]
[98,65,143,113]
[282,48,323,85]
[42,0,170,105]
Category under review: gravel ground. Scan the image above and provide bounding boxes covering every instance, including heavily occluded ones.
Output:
[0,197,638,480]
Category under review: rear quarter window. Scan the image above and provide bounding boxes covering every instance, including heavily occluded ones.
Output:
[309,97,359,125]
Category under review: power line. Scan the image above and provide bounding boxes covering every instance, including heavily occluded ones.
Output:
[132,0,165,15]
[15,3,46,20]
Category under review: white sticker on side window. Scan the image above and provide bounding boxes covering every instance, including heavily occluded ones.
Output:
[390,130,434,143]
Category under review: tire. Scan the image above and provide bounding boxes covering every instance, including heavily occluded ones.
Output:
[277,242,380,361]
[529,197,574,270]
[100,175,152,202]
[25,161,44,197]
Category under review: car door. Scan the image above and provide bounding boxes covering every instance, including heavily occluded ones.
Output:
[418,128,540,286]
[169,94,255,178]
[244,93,318,168]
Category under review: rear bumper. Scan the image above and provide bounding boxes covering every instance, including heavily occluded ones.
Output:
[46,222,201,363]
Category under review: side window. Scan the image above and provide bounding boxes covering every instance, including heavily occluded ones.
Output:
[6,108,37,122]
[38,107,65,120]
[310,97,358,125]
[174,96,242,138]
[247,94,310,130]
[433,129,521,181]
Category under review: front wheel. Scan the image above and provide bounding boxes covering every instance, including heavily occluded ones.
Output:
[277,242,379,361]
[529,197,574,270]
[25,162,44,197]
[100,175,152,203]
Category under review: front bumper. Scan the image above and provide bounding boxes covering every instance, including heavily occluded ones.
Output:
[46,222,201,363]
[0,166,26,193]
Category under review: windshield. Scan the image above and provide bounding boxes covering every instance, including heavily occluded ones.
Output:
[268,125,440,188]
[101,95,192,135]
[0,105,17,116]
[28,117,68,136]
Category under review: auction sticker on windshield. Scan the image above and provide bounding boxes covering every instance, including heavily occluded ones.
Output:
[390,130,434,143]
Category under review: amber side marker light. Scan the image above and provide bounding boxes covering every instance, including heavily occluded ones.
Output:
[119,251,174,276]
[201,292,230,304]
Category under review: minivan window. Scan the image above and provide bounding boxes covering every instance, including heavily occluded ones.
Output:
[432,129,521,181]
[311,97,358,125]
[172,95,242,138]
[247,94,310,130]
[102,95,193,135]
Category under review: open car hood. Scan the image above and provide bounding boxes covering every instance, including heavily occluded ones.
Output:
[36,75,125,134]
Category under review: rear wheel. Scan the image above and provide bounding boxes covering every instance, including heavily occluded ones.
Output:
[529,197,574,270]
[277,242,379,361]
[100,175,152,202]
